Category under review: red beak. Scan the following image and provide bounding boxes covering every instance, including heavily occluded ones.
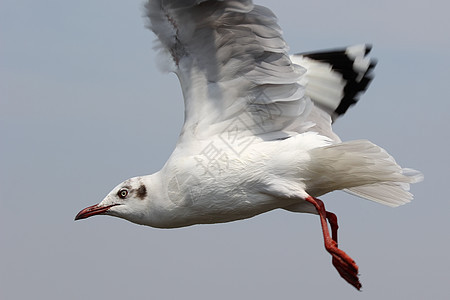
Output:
[74,204,119,220]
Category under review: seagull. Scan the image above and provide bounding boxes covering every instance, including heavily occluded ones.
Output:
[75,0,423,290]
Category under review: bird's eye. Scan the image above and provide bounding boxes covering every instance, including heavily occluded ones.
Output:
[118,188,129,199]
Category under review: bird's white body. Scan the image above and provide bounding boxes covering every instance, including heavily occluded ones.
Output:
[102,131,420,229]
[104,132,329,228]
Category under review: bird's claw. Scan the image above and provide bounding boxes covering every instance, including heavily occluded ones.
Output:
[327,241,361,290]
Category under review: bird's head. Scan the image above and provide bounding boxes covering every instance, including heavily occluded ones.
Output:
[75,176,152,225]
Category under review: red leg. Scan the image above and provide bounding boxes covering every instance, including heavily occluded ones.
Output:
[305,196,362,290]
[325,210,358,288]
[326,211,338,245]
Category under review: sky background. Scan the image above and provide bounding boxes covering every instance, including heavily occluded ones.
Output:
[1,0,449,299]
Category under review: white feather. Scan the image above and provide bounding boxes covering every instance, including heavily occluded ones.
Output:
[306,140,422,206]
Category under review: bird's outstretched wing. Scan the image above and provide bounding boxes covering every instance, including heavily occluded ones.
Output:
[145,0,310,141]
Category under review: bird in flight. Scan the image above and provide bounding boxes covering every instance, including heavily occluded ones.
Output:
[75,0,423,290]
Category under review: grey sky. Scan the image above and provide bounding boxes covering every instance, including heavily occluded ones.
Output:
[1,0,449,299]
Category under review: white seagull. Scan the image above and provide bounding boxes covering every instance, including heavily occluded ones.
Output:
[75,0,423,290]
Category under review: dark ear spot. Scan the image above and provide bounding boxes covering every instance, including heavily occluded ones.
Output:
[136,184,147,200]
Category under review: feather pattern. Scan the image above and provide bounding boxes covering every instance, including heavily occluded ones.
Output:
[291,45,376,121]
[145,0,309,140]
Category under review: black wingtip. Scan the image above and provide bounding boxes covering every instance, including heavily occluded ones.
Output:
[300,44,377,117]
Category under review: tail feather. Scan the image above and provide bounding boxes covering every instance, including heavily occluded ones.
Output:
[307,140,423,206]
